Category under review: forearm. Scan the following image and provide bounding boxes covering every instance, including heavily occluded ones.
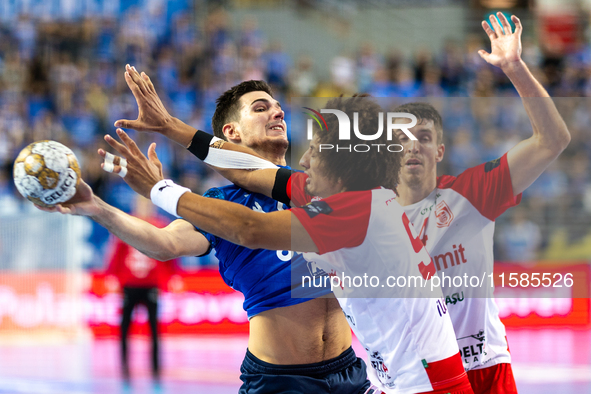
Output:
[162,117,199,148]
[504,61,570,151]
[90,197,177,261]
[176,192,291,250]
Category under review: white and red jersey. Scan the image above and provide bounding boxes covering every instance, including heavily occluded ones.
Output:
[402,153,521,371]
[290,173,466,394]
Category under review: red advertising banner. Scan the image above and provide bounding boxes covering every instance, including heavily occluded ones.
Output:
[88,269,249,337]
[494,263,591,328]
[0,264,588,336]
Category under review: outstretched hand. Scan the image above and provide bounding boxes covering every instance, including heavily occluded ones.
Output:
[114,64,173,133]
[99,128,164,199]
[479,12,523,70]
[34,180,100,216]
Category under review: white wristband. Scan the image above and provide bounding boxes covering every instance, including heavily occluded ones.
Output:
[150,179,191,217]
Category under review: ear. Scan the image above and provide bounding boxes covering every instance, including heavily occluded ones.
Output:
[223,122,241,143]
[435,143,445,162]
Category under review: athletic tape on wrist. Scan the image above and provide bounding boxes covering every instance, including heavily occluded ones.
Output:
[150,179,191,217]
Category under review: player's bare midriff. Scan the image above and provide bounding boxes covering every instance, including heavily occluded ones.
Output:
[248,295,352,365]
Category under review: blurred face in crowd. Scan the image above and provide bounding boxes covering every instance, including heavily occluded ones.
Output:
[223,91,288,156]
[395,118,445,188]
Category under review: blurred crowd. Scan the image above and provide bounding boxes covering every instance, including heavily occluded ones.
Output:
[0,4,590,265]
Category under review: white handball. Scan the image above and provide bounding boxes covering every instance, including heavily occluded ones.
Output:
[13,140,82,207]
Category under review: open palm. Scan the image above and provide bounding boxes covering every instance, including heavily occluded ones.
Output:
[479,13,522,70]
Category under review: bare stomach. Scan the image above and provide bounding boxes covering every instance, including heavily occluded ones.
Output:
[247,295,352,365]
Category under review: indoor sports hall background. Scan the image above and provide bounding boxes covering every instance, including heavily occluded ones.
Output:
[0,0,590,393]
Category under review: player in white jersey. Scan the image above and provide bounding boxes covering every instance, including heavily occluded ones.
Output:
[391,13,571,394]
[101,95,474,393]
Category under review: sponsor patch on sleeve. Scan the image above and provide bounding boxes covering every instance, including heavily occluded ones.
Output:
[484,158,501,173]
[302,200,333,218]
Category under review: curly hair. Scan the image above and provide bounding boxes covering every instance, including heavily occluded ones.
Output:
[315,95,401,193]
[212,80,273,140]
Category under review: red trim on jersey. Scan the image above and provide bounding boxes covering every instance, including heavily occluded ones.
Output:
[292,190,372,255]
[466,363,517,394]
[420,352,471,392]
[288,172,312,206]
[436,153,521,221]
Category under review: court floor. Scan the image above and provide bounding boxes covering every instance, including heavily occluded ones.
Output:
[0,328,589,394]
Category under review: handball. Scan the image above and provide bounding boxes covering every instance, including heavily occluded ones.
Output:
[13,140,81,207]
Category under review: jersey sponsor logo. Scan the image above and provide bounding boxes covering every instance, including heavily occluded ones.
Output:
[203,188,224,200]
[435,200,454,228]
[306,260,328,277]
[458,330,488,364]
[484,157,501,172]
[445,291,465,305]
[433,243,467,271]
[302,200,333,218]
[436,298,448,317]
[419,192,441,216]
[368,349,394,387]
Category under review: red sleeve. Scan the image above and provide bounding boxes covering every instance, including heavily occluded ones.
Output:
[291,190,372,254]
[288,172,312,206]
[437,153,521,221]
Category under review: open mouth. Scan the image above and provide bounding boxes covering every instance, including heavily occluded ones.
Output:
[268,123,285,133]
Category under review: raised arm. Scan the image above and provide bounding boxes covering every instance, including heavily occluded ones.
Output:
[36,180,211,261]
[479,13,570,195]
[114,64,196,148]
[98,129,317,252]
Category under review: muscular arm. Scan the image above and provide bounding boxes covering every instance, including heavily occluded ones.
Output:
[503,63,570,195]
[91,199,211,261]
[480,13,571,196]
[176,192,318,253]
[39,181,211,261]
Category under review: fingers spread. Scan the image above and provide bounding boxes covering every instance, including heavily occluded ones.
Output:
[482,21,496,40]
[512,15,522,36]
[104,134,130,156]
[498,12,512,34]
[489,14,504,36]
[116,128,142,156]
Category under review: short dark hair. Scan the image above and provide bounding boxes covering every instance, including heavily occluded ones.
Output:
[315,95,401,193]
[212,80,274,140]
[392,102,443,143]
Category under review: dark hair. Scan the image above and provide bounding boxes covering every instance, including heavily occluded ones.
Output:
[315,95,401,193]
[212,80,274,140]
[391,102,443,143]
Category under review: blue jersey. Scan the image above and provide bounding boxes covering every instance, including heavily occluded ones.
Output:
[198,183,331,319]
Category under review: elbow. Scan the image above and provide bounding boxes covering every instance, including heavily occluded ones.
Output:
[561,130,571,150]
[146,250,175,262]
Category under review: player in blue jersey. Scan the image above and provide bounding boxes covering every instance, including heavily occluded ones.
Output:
[42,71,371,393]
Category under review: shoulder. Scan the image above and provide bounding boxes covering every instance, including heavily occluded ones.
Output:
[203,187,227,200]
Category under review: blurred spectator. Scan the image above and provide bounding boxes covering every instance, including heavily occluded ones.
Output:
[497,207,542,262]
[0,5,590,262]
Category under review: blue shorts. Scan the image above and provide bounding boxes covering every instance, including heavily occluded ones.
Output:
[239,346,370,394]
